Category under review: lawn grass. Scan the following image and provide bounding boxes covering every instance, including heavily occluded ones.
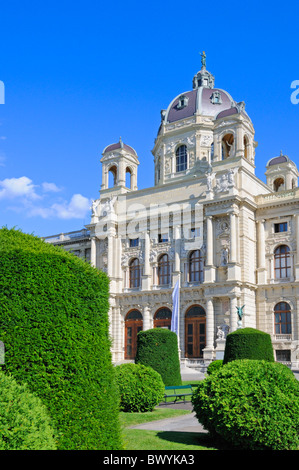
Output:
[119,379,226,451]
[120,408,220,450]
[121,428,218,450]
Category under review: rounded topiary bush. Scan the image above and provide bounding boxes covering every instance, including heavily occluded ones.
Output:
[191,360,299,450]
[0,370,57,450]
[0,227,121,450]
[115,363,164,412]
[223,327,274,364]
[207,360,223,375]
[135,328,181,386]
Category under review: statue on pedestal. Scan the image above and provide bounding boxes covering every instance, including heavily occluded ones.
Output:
[236,305,245,329]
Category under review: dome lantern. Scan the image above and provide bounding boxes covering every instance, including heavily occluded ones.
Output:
[192,51,215,89]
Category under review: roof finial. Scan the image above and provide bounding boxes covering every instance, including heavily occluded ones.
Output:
[200,51,206,69]
[119,136,124,148]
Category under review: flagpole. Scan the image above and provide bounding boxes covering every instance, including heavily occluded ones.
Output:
[177,272,180,353]
[171,273,181,357]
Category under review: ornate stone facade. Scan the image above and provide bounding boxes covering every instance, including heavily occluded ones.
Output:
[45,60,299,369]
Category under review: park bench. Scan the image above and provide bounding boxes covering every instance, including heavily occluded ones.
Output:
[164,384,194,403]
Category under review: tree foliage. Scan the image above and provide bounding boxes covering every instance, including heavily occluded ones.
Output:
[0,227,122,450]
[135,328,182,385]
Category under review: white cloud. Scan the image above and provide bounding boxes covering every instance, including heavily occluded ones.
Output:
[42,182,62,193]
[0,176,40,200]
[0,176,91,221]
[51,194,91,219]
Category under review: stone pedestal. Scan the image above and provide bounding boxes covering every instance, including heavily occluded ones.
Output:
[203,347,215,363]
[215,339,226,360]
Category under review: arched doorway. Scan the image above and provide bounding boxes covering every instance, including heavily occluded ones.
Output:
[154,307,172,329]
[185,305,206,358]
[125,309,143,359]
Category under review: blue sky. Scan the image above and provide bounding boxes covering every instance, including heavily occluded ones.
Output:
[0,0,298,237]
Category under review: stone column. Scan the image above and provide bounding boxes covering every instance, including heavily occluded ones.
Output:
[90,237,97,267]
[142,231,151,291]
[227,211,241,281]
[118,160,125,187]
[144,231,150,276]
[206,297,215,349]
[131,169,137,190]
[230,296,238,332]
[257,220,265,268]
[204,216,216,283]
[101,166,108,190]
[295,214,299,281]
[257,219,267,284]
[174,225,181,273]
[230,212,237,263]
[206,216,213,266]
[235,125,243,158]
[203,297,215,362]
[143,304,151,331]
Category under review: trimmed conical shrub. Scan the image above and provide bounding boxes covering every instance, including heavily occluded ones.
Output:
[0,227,122,450]
[135,328,182,385]
[223,327,274,364]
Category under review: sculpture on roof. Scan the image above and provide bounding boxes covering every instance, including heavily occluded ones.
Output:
[200,51,206,68]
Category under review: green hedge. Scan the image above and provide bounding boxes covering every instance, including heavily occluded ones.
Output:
[206,360,223,375]
[135,328,181,386]
[115,363,164,412]
[192,360,299,450]
[0,227,122,450]
[223,328,274,364]
[0,370,57,450]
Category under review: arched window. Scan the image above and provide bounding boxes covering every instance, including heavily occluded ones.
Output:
[221,133,234,159]
[125,310,143,359]
[274,302,291,335]
[273,177,285,192]
[129,258,140,288]
[189,250,204,282]
[126,167,132,189]
[176,145,187,172]
[108,165,117,187]
[158,254,170,285]
[210,142,214,161]
[274,245,291,279]
[154,307,172,329]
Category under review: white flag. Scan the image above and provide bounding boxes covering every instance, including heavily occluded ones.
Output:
[171,280,179,335]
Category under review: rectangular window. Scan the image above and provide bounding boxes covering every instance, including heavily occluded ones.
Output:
[85,248,91,261]
[274,222,288,233]
[276,350,291,362]
[129,238,139,247]
[158,233,168,243]
[190,227,200,238]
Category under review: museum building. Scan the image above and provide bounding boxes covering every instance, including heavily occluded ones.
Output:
[43,58,299,369]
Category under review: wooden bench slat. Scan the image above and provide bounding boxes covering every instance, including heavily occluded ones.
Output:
[163,384,194,403]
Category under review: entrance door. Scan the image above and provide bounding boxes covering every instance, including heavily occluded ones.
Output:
[185,305,206,358]
[125,310,143,359]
